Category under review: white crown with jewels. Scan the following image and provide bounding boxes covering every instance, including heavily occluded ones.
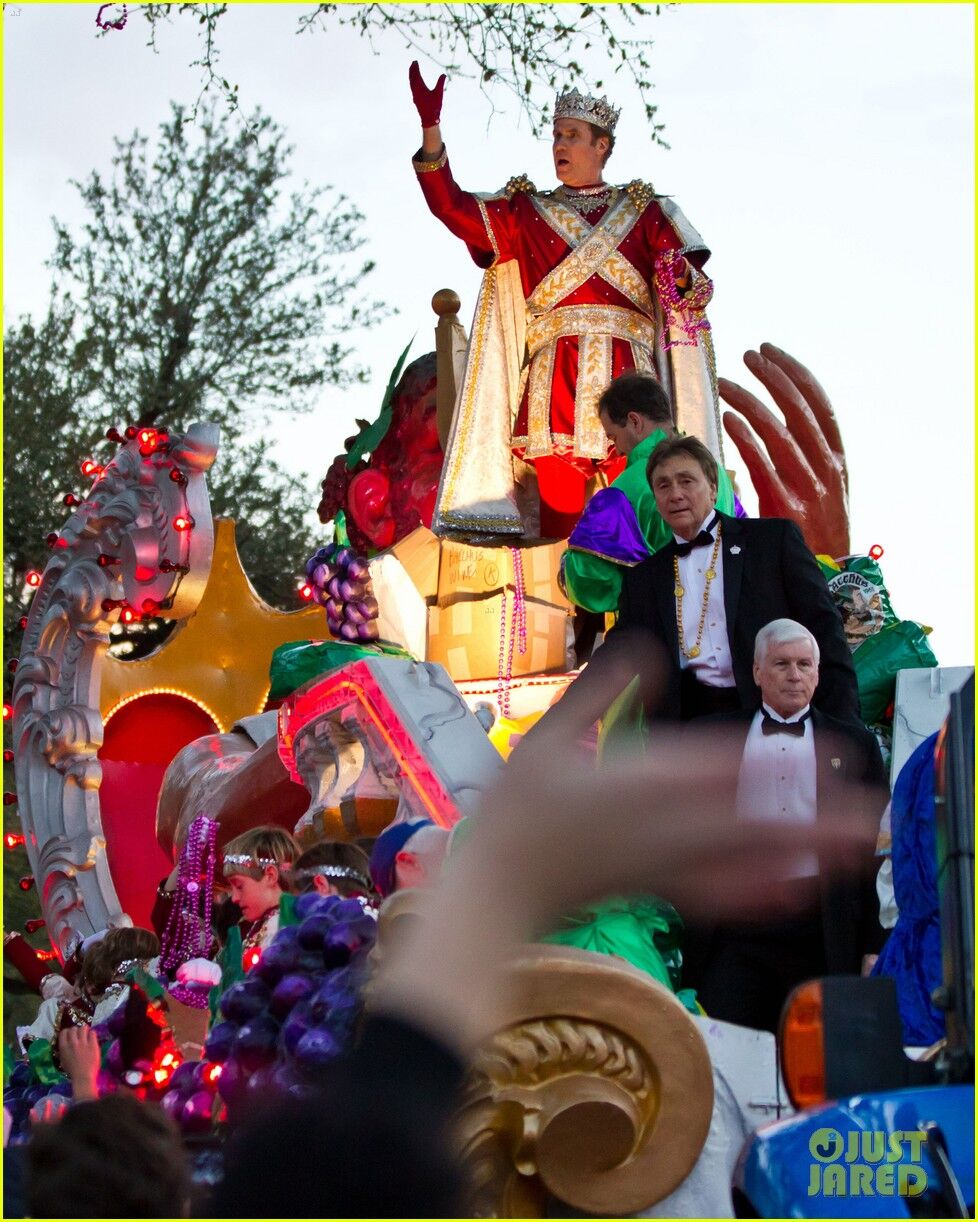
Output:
[554,88,620,134]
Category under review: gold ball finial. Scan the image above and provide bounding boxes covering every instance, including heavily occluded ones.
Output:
[432,288,461,317]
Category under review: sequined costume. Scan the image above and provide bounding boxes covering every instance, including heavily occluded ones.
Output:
[414,149,720,537]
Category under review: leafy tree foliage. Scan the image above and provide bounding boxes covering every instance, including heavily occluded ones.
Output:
[51,101,385,428]
[4,100,380,668]
[136,3,667,143]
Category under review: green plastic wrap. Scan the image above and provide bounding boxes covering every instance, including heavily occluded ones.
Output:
[268,638,413,704]
[818,554,898,647]
[852,620,939,725]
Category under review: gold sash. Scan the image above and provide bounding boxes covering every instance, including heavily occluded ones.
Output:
[523,192,658,458]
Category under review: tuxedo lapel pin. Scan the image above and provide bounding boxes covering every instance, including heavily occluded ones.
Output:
[730,545,742,555]
[831,758,842,770]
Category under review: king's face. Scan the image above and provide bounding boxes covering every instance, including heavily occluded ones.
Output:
[552,119,607,188]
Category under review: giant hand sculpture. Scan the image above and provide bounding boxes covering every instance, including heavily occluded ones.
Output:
[719,343,849,557]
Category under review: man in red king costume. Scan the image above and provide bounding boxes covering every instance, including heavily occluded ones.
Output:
[410,63,723,541]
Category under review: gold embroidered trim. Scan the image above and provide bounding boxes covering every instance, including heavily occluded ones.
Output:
[526,338,558,457]
[512,431,578,450]
[437,509,523,532]
[412,148,448,173]
[630,342,656,373]
[525,305,657,357]
[475,197,501,265]
[576,332,614,458]
[439,265,498,508]
[527,192,645,315]
[567,544,642,567]
[505,173,537,197]
[625,179,656,211]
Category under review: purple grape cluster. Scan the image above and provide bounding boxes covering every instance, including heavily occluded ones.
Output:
[190,894,376,1125]
[306,543,379,642]
[158,1059,222,1134]
[2,1061,74,1143]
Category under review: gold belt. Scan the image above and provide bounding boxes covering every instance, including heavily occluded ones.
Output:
[525,305,656,358]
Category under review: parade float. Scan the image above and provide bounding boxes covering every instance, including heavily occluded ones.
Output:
[5,275,965,1215]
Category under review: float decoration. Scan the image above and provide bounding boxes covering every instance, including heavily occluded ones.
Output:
[277,655,505,837]
[11,423,219,957]
[318,350,442,554]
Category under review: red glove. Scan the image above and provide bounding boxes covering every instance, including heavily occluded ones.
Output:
[409,60,446,127]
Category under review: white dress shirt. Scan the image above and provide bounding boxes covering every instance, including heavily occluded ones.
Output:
[674,513,735,687]
[735,702,818,878]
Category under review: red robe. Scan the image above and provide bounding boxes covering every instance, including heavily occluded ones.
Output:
[415,150,712,482]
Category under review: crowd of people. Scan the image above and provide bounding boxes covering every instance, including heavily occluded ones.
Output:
[3,67,943,1221]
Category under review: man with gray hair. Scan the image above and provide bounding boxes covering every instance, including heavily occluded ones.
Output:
[681,618,888,1032]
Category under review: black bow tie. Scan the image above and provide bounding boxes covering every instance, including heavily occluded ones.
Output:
[761,711,809,737]
[674,516,719,557]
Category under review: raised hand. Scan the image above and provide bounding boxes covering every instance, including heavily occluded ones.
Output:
[719,343,850,558]
[58,1025,101,1102]
[409,60,446,128]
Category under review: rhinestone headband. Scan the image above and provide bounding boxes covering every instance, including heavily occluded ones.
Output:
[554,88,620,134]
[294,864,370,889]
[223,853,289,871]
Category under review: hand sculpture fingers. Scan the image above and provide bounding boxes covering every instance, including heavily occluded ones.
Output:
[721,409,794,517]
[758,343,848,495]
[720,344,851,556]
[744,348,841,493]
[718,375,814,495]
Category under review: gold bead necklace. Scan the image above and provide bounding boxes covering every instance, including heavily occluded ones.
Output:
[673,524,722,660]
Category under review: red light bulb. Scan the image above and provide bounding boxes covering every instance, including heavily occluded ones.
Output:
[63,494,80,508]
[242,946,262,972]
[869,544,884,560]
[297,583,314,601]
[5,833,26,850]
[120,608,137,624]
[2,705,13,722]
[173,515,195,532]
[4,791,18,804]
[18,875,34,891]
[25,571,42,588]
[3,749,14,762]
[24,917,45,933]
[18,617,28,630]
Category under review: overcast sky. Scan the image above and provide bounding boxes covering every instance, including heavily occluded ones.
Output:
[4,3,974,664]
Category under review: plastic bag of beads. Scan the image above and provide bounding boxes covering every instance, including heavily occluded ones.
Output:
[817,551,897,649]
[852,620,938,725]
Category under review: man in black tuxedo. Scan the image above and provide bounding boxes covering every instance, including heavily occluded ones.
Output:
[518,433,859,751]
[613,432,860,722]
[683,617,887,1032]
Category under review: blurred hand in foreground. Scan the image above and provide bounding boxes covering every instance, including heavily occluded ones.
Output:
[374,633,879,1052]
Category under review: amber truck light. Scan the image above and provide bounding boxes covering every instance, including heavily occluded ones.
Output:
[780,979,826,1109]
